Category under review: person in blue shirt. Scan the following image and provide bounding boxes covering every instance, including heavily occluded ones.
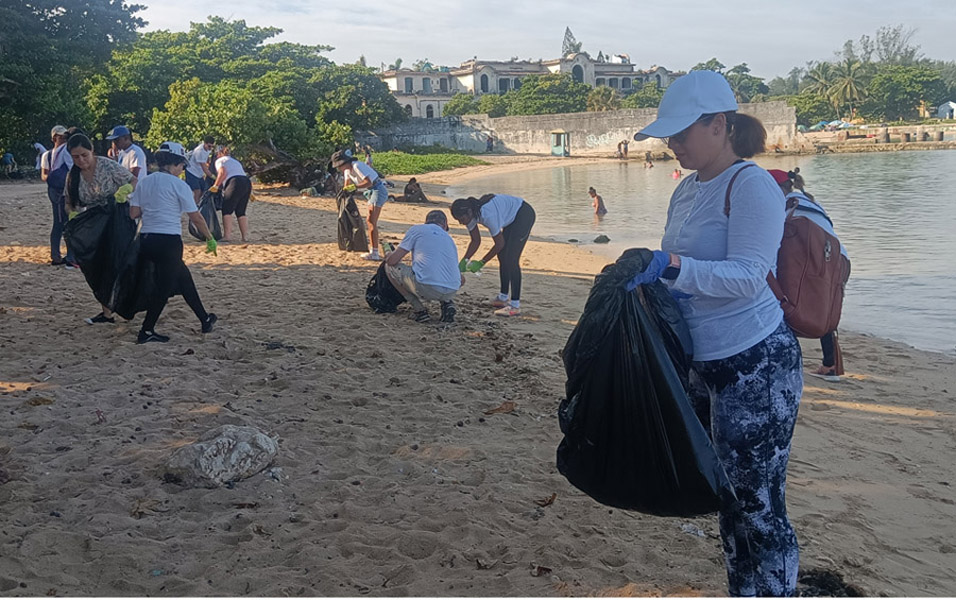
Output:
[629,70,803,597]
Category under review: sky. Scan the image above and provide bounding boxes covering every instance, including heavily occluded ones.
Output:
[139,0,954,80]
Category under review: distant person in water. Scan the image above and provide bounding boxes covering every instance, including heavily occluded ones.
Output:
[672,168,682,179]
[588,187,607,216]
[644,151,654,168]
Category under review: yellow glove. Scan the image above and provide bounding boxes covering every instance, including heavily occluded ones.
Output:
[343,183,357,192]
[114,183,133,204]
[205,238,218,256]
[209,185,219,194]
[68,211,79,220]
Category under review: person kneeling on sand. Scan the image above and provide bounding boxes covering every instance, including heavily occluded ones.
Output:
[384,210,463,323]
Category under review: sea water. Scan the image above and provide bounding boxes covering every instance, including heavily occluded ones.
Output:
[445,150,956,355]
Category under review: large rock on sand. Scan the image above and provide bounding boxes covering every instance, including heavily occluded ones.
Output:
[162,425,278,488]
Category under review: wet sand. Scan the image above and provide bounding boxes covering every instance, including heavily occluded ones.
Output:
[1,169,955,596]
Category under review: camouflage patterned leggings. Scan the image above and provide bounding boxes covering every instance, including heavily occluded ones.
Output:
[691,320,803,597]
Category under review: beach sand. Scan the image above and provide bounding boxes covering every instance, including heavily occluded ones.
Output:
[1,164,955,596]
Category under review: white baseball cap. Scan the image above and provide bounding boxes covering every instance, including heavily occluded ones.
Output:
[157,141,188,161]
[633,70,738,141]
[51,125,68,139]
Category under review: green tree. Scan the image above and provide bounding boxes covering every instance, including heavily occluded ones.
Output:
[621,81,664,108]
[0,0,145,152]
[506,73,588,116]
[785,91,835,126]
[562,27,583,56]
[442,93,480,116]
[830,58,868,118]
[725,63,768,103]
[478,93,511,117]
[387,58,403,71]
[312,64,406,131]
[803,62,834,96]
[586,86,621,111]
[863,64,946,121]
[691,58,726,73]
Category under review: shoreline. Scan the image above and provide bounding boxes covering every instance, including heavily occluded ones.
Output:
[2,165,955,595]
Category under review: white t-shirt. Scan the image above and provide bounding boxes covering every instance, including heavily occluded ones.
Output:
[215,155,246,180]
[467,194,524,237]
[186,143,210,179]
[34,143,47,170]
[344,160,378,186]
[118,144,148,179]
[398,224,462,291]
[130,172,199,236]
[41,145,73,172]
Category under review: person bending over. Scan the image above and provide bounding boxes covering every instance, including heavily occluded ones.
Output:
[332,149,389,260]
[450,193,535,317]
[128,142,218,343]
[209,145,252,242]
[384,210,462,323]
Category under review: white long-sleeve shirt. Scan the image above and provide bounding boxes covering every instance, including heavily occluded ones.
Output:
[661,162,785,361]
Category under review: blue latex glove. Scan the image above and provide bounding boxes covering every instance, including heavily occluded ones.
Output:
[624,250,669,292]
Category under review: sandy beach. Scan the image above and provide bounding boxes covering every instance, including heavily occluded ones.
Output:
[1,159,955,596]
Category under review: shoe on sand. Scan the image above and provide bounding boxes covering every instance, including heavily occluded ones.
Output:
[494,305,520,317]
[808,366,840,383]
[201,313,218,333]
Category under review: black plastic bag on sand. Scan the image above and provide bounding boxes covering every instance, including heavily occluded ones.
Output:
[336,190,369,252]
[110,235,182,321]
[64,201,139,308]
[366,263,406,313]
[188,190,222,241]
[557,248,736,517]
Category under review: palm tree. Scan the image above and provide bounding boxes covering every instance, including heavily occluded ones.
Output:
[803,62,833,96]
[586,86,620,112]
[830,58,867,119]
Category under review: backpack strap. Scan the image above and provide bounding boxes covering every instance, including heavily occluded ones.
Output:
[722,163,756,217]
[721,162,787,303]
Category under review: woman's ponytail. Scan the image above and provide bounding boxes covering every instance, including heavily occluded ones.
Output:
[728,112,766,158]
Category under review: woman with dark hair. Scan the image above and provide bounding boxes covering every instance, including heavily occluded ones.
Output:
[450,193,535,317]
[628,70,803,597]
[209,145,252,242]
[128,142,218,343]
[64,133,135,324]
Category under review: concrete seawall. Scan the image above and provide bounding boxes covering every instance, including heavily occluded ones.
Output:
[359,101,797,156]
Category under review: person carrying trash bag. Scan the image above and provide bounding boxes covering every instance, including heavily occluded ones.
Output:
[187,188,223,242]
[331,149,388,260]
[624,70,803,597]
[63,133,136,325]
[126,142,218,344]
[334,185,370,253]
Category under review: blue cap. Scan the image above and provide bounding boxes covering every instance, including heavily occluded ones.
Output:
[106,125,131,140]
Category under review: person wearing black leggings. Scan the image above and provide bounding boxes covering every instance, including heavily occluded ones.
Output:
[209,145,252,242]
[128,142,218,343]
[451,194,535,317]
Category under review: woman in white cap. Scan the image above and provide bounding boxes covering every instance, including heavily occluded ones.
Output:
[627,70,802,597]
[128,142,218,343]
[332,149,390,260]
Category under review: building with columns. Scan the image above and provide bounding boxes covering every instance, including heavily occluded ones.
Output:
[380,53,676,118]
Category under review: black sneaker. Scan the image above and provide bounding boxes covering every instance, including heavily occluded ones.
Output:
[440,301,456,323]
[137,330,170,344]
[411,309,431,323]
[201,313,218,333]
[84,312,115,325]
[51,258,65,266]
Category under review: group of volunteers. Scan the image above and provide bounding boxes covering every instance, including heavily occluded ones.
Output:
[40,123,242,343]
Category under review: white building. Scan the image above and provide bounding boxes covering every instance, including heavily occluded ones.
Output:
[380,53,676,118]
[938,101,956,120]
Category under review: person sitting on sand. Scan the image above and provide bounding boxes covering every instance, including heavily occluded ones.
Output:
[389,177,428,203]
[588,187,607,216]
[451,193,536,317]
[769,168,850,383]
[384,210,462,323]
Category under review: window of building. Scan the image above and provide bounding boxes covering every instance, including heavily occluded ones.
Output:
[513,77,521,90]
[572,64,584,83]
[426,105,434,118]
[423,77,432,93]
[609,78,619,89]
[404,104,413,117]
[596,78,605,86]
[622,78,631,89]
[480,74,489,93]
[404,77,413,93]
[655,73,662,87]
[439,78,448,92]
[498,78,510,93]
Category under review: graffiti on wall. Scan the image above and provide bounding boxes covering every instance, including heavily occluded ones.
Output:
[585,133,614,148]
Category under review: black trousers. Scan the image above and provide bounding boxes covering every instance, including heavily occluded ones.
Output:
[498,202,536,302]
[139,234,207,332]
[222,176,252,217]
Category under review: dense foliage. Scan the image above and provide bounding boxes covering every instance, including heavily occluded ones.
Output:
[371,151,487,175]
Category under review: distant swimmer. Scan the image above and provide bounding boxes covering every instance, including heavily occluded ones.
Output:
[588,187,608,216]
[672,168,682,179]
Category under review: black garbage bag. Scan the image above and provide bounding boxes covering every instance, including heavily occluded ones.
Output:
[64,201,138,308]
[110,235,183,321]
[557,248,736,517]
[188,190,223,241]
[365,263,406,313]
[336,190,369,252]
